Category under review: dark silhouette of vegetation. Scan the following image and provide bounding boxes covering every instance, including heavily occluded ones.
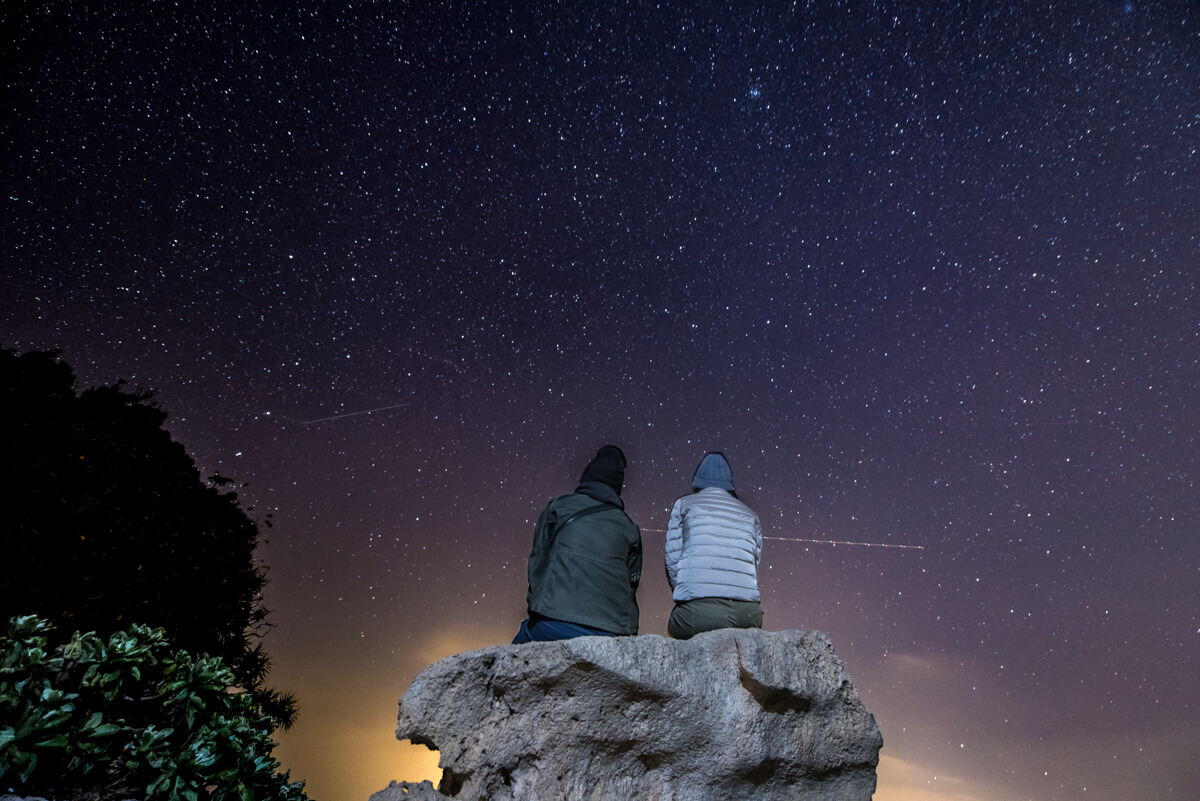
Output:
[0,615,309,800]
[0,349,296,729]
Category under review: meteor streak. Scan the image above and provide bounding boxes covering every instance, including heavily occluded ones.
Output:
[763,536,924,550]
[642,530,924,550]
[297,403,411,425]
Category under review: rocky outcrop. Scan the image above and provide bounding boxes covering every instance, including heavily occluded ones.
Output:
[370,780,446,800]
[378,628,881,800]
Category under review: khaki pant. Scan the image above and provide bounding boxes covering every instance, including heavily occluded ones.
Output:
[668,597,764,640]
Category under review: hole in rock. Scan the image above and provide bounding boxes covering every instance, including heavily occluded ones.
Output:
[738,667,812,715]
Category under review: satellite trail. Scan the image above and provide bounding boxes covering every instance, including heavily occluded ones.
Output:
[298,403,411,425]
[642,530,924,550]
[762,536,924,550]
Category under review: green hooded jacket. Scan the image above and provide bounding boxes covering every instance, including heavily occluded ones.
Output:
[525,490,642,635]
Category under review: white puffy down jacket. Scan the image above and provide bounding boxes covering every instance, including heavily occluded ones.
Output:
[665,487,762,602]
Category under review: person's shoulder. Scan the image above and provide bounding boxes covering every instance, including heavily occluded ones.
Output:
[738,500,762,528]
[730,494,758,516]
[666,494,691,520]
[543,492,585,516]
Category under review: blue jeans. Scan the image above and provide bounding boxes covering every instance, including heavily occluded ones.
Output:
[512,615,617,643]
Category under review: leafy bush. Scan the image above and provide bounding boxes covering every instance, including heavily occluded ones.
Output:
[0,615,308,800]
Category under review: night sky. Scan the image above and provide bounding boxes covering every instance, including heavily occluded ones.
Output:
[3,2,1198,799]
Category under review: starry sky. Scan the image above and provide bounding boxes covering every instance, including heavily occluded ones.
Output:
[3,1,1198,799]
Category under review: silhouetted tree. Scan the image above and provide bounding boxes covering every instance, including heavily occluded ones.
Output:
[0,349,296,728]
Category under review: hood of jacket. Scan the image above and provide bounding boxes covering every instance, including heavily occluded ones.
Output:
[574,480,624,509]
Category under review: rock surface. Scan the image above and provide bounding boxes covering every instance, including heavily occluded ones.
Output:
[383,628,881,800]
[369,780,447,800]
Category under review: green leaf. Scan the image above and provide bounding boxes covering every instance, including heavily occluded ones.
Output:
[34,733,68,748]
[17,750,37,783]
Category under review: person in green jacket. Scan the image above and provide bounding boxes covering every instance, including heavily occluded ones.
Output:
[513,445,642,642]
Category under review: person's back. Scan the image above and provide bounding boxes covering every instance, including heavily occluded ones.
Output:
[666,487,760,602]
[665,452,763,640]
[526,489,641,636]
[514,445,642,643]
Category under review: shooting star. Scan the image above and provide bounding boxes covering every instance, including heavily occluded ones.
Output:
[763,536,925,550]
[297,403,412,425]
[642,530,924,550]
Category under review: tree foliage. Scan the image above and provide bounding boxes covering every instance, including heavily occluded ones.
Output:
[0,349,294,727]
[0,615,308,800]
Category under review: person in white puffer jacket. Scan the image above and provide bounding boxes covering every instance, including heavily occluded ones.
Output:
[664,452,764,639]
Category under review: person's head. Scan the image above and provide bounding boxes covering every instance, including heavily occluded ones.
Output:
[692,451,734,492]
[580,445,627,496]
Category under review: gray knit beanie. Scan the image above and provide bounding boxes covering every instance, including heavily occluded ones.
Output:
[692,452,734,491]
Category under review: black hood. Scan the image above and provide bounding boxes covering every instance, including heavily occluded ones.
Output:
[575,480,623,508]
[577,445,626,497]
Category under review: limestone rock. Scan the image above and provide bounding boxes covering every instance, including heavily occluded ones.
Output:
[389,628,881,800]
[369,780,451,800]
